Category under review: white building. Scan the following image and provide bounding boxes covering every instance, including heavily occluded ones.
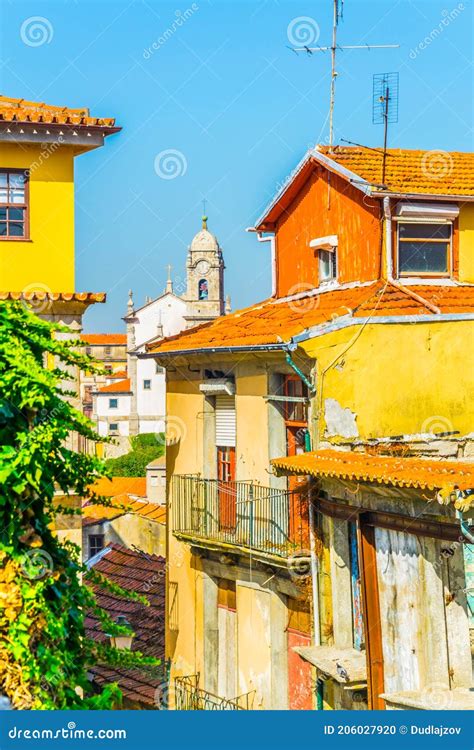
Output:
[94,217,228,454]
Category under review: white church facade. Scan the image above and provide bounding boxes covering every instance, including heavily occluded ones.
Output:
[93,217,228,454]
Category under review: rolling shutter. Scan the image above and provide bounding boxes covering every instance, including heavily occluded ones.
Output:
[215,395,236,447]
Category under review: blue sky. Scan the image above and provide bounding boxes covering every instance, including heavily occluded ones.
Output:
[1,0,472,332]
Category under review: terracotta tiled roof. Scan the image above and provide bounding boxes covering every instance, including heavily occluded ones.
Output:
[317,146,474,196]
[148,282,474,355]
[0,291,106,303]
[81,334,127,345]
[271,449,474,496]
[86,544,165,706]
[82,495,166,526]
[0,96,117,129]
[98,378,131,393]
[91,477,147,498]
[106,370,128,379]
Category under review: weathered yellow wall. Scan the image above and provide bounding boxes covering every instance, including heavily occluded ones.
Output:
[302,320,474,441]
[0,143,75,292]
[165,377,205,702]
[236,584,271,708]
[459,204,474,283]
[235,366,269,484]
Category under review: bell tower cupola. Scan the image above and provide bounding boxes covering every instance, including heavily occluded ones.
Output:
[184,214,225,327]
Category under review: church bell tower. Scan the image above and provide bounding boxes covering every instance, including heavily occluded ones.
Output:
[184,215,225,328]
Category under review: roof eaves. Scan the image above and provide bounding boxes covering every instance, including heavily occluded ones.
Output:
[144,342,292,358]
[253,149,314,230]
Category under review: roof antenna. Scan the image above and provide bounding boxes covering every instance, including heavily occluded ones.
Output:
[372,72,399,185]
[288,0,399,149]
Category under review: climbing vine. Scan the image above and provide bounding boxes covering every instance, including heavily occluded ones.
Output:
[0,302,156,709]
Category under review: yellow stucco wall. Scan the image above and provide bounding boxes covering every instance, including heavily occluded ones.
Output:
[165,377,205,699]
[302,320,474,441]
[235,366,269,484]
[459,204,474,283]
[0,143,75,292]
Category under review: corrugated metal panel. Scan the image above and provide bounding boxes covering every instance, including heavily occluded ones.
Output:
[215,395,236,447]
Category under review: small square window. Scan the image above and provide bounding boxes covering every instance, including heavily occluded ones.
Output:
[109,398,118,409]
[0,170,29,240]
[89,534,105,558]
[109,422,119,434]
[104,346,112,355]
[319,249,337,282]
[143,379,151,390]
[397,222,451,275]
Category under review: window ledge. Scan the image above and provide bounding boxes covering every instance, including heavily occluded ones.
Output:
[0,237,32,242]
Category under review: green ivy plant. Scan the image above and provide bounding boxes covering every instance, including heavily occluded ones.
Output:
[0,302,157,709]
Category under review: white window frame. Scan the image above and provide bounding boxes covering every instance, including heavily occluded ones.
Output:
[143,379,152,390]
[109,398,118,409]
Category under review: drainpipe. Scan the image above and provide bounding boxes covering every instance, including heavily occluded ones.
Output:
[383,196,393,281]
[247,228,276,297]
[285,352,316,395]
[456,508,474,544]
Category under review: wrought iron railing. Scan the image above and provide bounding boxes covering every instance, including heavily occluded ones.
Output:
[171,475,309,558]
[175,674,254,710]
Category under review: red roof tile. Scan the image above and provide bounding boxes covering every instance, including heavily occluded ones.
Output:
[81,334,127,345]
[0,291,106,303]
[271,449,474,496]
[82,496,165,526]
[86,544,165,706]
[98,378,131,393]
[317,145,474,197]
[147,282,474,355]
[0,95,118,130]
[91,477,147,498]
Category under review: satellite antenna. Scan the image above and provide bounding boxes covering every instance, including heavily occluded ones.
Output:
[289,0,399,148]
[372,72,399,184]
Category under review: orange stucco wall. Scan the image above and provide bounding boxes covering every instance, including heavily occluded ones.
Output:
[274,165,382,297]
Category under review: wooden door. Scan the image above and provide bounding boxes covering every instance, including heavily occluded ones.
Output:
[217,446,236,531]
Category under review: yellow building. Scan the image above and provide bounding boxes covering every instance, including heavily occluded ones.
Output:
[0,95,120,454]
[148,147,474,711]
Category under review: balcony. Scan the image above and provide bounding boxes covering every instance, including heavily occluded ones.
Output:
[171,475,310,560]
[175,674,254,710]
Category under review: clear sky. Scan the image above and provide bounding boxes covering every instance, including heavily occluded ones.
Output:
[1,0,472,332]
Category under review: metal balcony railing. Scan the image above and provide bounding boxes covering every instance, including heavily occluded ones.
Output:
[175,674,254,710]
[171,475,310,558]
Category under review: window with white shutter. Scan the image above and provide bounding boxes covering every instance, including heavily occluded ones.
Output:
[215,395,236,447]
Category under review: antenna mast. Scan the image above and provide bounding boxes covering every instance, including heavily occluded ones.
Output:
[372,72,399,184]
[289,0,399,149]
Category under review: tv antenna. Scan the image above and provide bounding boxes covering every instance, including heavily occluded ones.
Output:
[372,72,399,184]
[288,0,399,148]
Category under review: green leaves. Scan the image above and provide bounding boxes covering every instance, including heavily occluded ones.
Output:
[0,301,154,709]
